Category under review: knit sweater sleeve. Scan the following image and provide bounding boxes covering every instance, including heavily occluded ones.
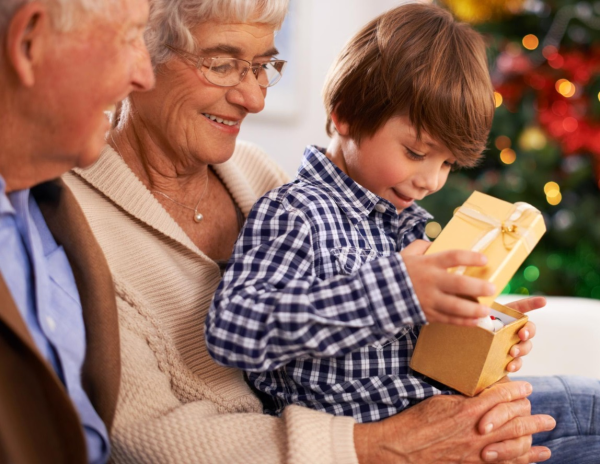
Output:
[112,290,358,464]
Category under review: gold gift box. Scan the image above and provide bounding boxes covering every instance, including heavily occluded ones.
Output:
[410,191,546,396]
[411,302,528,396]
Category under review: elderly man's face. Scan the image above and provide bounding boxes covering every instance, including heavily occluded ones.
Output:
[36,0,155,169]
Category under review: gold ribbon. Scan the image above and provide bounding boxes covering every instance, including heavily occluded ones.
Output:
[453,202,541,275]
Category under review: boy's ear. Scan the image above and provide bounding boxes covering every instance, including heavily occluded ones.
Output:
[5,2,50,87]
[330,110,350,136]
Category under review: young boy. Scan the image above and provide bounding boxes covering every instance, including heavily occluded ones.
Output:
[206,3,499,423]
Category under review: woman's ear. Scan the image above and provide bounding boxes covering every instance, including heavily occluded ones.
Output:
[330,110,350,136]
[6,2,49,87]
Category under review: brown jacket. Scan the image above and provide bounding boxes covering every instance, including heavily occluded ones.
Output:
[0,180,120,464]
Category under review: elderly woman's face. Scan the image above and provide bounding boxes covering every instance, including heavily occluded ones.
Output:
[136,21,277,165]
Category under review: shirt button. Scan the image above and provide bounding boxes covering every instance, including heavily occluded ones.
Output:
[46,316,56,332]
[375,204,386,213]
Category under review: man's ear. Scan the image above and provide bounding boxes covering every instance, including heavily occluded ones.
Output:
[5,2,49,87]
[330,110,350,137]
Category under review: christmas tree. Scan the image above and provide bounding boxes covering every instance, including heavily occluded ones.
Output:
[420,0,600,298]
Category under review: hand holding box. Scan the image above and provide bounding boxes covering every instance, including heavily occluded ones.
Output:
[410,191,546,396]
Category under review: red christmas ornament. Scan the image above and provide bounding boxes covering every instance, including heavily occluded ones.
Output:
[493,45,600,185]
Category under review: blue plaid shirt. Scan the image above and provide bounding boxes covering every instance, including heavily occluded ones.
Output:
[206,145,454,423]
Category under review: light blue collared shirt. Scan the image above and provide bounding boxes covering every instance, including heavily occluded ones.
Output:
[0,175,109,464]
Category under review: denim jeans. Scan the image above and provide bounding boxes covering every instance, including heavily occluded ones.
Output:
[518,376,600,464]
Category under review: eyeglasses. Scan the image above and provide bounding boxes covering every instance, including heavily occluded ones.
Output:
[166,45,287,88]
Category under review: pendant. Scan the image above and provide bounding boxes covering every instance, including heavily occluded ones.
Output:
[194,212,204,223]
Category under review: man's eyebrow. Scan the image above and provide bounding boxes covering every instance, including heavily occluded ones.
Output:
[258,47,280,58]
[199,44,280,58]
[200,44,243,55]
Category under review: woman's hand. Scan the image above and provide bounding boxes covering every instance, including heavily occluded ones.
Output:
[503,297,546,374]
[354,380,555,463]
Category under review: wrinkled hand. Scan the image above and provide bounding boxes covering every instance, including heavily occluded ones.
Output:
[502,297,545,374]
[401,240,494,326]
[354,380,555,464]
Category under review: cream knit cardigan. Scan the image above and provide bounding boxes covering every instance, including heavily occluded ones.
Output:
[63,141,358,464]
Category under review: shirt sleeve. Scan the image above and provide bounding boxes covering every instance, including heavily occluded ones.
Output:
[205,195,426,373]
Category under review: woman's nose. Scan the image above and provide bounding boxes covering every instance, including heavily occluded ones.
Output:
[227,72,266,114]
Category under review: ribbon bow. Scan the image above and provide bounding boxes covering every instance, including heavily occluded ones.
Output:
[453,202,541,275]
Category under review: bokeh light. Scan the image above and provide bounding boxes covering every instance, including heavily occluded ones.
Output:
[495,135,512,150]
[548,55,565,69]
[518,127,547,151]
[563,117,578,132]
[500,148,517,164]
[494,92,503,107]
[547,191,562,205]
[544,181,560,195]
[522,34,539,50]
[555,79,576,97]
[524,265,540,282]
[425,221,442,239]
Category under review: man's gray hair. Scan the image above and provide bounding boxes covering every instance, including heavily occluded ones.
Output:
[0,0,28,31]
[145,0,289,67]
[0,0,113,33]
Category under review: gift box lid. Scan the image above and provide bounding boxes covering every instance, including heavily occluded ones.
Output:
[425,191,546,306]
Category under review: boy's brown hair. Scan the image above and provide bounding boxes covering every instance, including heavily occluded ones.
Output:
[323,2,494,167]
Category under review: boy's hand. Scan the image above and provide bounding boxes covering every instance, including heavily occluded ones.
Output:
[401,240,495,326]
[503,297,545,373]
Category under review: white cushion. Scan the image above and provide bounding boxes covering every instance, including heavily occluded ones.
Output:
[498,295,600,379]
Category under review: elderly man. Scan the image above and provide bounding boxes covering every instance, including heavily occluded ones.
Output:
[0,0,154,462]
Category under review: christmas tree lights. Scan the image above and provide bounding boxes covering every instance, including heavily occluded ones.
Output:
[423,0,600,299]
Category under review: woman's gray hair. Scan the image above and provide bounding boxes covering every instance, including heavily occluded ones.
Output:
[0,0,115,33]
[145,0,289,67]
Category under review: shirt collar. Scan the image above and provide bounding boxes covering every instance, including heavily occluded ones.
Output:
[0,174,17,215]
[296,145,432,224]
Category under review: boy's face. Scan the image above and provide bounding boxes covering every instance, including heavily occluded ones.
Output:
[334,114,457,212]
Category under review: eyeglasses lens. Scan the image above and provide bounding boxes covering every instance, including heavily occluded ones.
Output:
[206,58,286,88]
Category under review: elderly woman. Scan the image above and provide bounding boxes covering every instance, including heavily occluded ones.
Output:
[63,0,562,462]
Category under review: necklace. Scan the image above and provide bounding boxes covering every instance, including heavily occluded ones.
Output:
[153,173,209,223]
[109,132,210,223]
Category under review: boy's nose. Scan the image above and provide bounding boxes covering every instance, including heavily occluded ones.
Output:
[416,170,440,193]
